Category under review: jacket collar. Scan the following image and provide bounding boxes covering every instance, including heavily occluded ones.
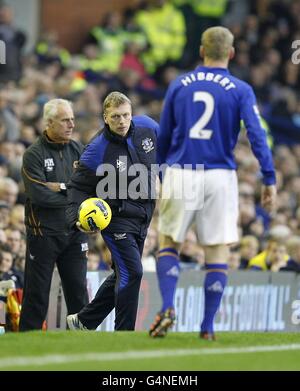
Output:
[103,122,134,144]
[41,131,68,150]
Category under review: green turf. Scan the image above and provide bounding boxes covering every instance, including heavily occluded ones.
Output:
[1,331,300,371]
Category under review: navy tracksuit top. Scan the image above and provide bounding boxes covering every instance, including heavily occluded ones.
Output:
[67,115,158,236]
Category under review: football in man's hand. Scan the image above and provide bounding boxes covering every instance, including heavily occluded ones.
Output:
[78,198,112,231]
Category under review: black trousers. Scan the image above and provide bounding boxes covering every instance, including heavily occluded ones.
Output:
[19,231,89,331]
[78,232,145,331]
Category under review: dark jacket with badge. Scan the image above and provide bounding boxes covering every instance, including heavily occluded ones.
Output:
[22,132,83,235]
[66,115,158,236]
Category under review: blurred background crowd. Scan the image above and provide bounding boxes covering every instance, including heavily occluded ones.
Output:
[1,0,300,290]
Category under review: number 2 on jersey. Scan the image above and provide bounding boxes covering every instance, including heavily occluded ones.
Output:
[189,91,214,140]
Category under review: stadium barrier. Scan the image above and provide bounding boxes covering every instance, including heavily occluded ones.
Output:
[48,270,300,332]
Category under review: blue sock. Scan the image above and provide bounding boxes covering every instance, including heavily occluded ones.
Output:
[156,248,180,312]
[201,264,228,333]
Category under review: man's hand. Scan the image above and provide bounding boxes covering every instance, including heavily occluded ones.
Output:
[261,184,277,214]
[45,182,61,192]
[270,258,287,272]
[76,221,99,235]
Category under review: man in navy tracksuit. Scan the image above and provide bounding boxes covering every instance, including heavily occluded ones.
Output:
[66,92,158,331]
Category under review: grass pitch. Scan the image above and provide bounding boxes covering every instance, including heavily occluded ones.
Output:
[0,331,300,371]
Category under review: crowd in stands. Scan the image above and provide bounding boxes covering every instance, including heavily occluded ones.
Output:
[1,0,300,289]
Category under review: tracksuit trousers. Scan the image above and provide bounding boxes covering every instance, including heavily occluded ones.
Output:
[77,231,145,330]
[19,231,89,331]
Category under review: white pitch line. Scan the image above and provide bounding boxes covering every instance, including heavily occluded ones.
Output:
[1,344,300,368]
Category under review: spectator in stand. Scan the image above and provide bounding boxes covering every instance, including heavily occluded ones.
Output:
[0,4,26,83]
[0,177,19,208]
[0,91,20,142]
[179,229,201,270]
[120,41,159,97]
[4,227,21,257]
[134,0,186,75]
[87,249,101,272]
[0,227,6,243]
[228,245,241,270]
[0,242,23,288]
[239,235,259,269]
[280,236,300,273]
[87,11,126,74]
[9,204,25,232]
[0,200,10,229]
[248,237,289,272]
[92,235,113,271]
[0,155,9,178]
[142,226,158,272]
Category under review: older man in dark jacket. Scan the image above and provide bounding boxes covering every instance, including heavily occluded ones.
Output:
[20,98,89,331]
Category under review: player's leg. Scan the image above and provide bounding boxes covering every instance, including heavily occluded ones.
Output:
[197,169,239,340]
[149,234,180,337]
[200,244,230,340]
[150,167,199,337]
[156,234,181,312]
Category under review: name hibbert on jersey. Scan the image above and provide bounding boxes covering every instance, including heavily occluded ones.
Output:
[181,71,236,91]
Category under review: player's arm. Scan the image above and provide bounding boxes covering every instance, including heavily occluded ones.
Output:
[240,87,276,185]
[22,149,67,208]
[240,87,277,213]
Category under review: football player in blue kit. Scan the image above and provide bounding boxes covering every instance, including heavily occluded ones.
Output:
[149,26,277,339]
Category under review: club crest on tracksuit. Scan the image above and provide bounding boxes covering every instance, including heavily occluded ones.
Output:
[142,138,154,153]
[44,158,55,172]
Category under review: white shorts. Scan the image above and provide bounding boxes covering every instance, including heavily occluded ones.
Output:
[158,167,239,245]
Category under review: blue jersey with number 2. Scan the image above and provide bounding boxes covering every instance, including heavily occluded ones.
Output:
[158,66,276,185]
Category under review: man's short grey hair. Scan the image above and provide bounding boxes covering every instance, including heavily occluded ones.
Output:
[43,98,73,125]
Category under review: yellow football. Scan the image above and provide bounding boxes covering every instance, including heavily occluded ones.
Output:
[78,198,112,231]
